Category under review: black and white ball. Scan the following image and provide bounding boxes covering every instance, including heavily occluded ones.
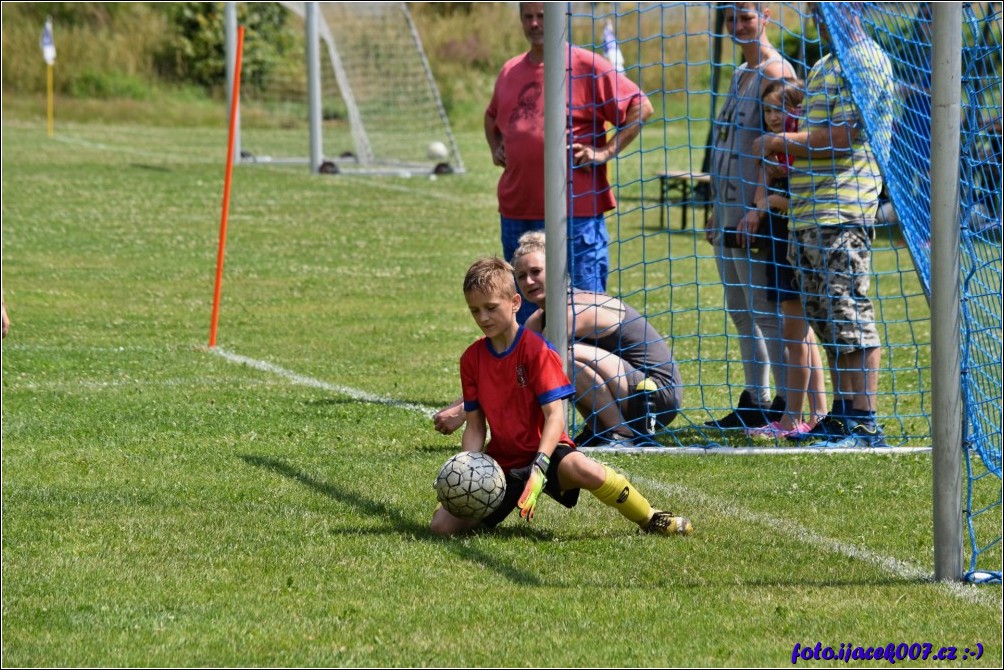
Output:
[434,451,506,520]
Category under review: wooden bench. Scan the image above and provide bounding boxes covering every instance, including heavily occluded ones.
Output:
[656,171,712,230]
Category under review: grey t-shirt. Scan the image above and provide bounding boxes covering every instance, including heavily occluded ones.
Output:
[711,56,793,235]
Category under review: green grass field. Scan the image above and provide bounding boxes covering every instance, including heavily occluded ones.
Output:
[2,116,1001,667]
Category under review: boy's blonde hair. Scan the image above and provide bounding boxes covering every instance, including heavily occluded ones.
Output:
[512,230,546,266]
[463,257,516,299]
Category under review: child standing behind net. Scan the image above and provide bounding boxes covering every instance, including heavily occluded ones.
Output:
[430,256,693,537]
[739,78,827,439]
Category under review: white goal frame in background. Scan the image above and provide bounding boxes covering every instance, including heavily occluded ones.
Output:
[225,1,465,176]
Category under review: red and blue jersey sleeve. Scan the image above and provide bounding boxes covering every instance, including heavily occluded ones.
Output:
[525,331,575,406]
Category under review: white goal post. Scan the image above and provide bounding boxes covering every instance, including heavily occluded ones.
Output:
[225,1,465,176]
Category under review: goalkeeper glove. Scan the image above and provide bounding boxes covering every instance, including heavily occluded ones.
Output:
[516,452,550,522]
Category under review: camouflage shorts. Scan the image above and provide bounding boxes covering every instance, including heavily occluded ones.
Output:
[788,225,881,356]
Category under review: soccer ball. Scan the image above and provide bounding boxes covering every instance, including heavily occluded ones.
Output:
[434,451,506,521]
[426,140,449,161]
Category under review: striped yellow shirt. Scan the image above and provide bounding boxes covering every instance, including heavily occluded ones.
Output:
[789,39,894,229]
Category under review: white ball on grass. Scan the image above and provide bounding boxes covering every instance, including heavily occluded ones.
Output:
[427,141,449,161]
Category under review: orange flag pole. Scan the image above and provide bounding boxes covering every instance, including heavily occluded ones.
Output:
[209,25,245,348]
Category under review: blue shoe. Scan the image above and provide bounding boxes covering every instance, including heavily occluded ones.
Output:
[576,427,657,449]
[787,415,848,443]
[604,430,662,449]
[813,422,889,448]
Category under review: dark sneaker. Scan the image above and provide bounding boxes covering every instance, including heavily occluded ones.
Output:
[819,423,889,448]
[609,432,662,448]
[766,395,787,422]
[704,390,770,429]
[787,415,848,443]
[642,510,694,536]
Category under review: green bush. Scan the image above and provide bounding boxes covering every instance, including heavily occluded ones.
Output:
[155,2,293,96]
[779,20,823,74]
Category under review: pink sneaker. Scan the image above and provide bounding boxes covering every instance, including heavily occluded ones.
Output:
[747,421,812,440]
[746,421,789,439]
[784,421,812,439]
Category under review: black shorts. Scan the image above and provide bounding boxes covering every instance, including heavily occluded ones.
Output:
[480,444,581,528]
[763,209,799,304]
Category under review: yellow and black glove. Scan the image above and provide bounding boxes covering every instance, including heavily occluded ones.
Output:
[515,452,550,522]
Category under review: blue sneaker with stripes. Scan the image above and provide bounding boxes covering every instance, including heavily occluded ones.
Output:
[813,422,889,449]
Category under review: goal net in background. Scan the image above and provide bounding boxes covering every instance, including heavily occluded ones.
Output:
[561,2,1000,582]
[232,1,464,175]
[825,1,1001,585]
[224,0,999,583]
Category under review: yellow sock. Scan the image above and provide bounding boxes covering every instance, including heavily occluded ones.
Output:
[591,465,652,525]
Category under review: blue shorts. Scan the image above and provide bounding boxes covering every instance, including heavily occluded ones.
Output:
[501,214,609,317]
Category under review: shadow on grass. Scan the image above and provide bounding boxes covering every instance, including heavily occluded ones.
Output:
[414,442,461,454]
[130,163,171,172]
[239,454,544,586]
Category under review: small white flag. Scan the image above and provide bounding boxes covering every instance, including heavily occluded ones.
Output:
[40,16,56,65]
[603,21,625,73]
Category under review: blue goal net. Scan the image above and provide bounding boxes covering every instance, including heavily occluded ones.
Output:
[824,2,1001,584]
[560,2,1001,582]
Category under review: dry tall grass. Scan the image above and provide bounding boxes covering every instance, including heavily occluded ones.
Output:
[1,2,816,124]
[1,4,171,97]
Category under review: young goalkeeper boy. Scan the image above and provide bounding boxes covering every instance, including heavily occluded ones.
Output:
[429,256,694,537]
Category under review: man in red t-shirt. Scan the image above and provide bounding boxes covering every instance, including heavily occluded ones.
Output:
[485,2,653,323]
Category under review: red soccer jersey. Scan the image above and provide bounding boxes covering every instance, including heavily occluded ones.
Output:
[486,46,647,219]
[460,327,575,472]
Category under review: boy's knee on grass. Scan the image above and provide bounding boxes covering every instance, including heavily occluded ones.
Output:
[430,504,478,536]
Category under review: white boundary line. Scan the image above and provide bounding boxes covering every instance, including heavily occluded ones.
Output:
[52,134,217,163]
[580,445,930,455]
[329,173,497,206]
[211,345,928,456]
[209,346,997,603]
[210,347,437,418]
